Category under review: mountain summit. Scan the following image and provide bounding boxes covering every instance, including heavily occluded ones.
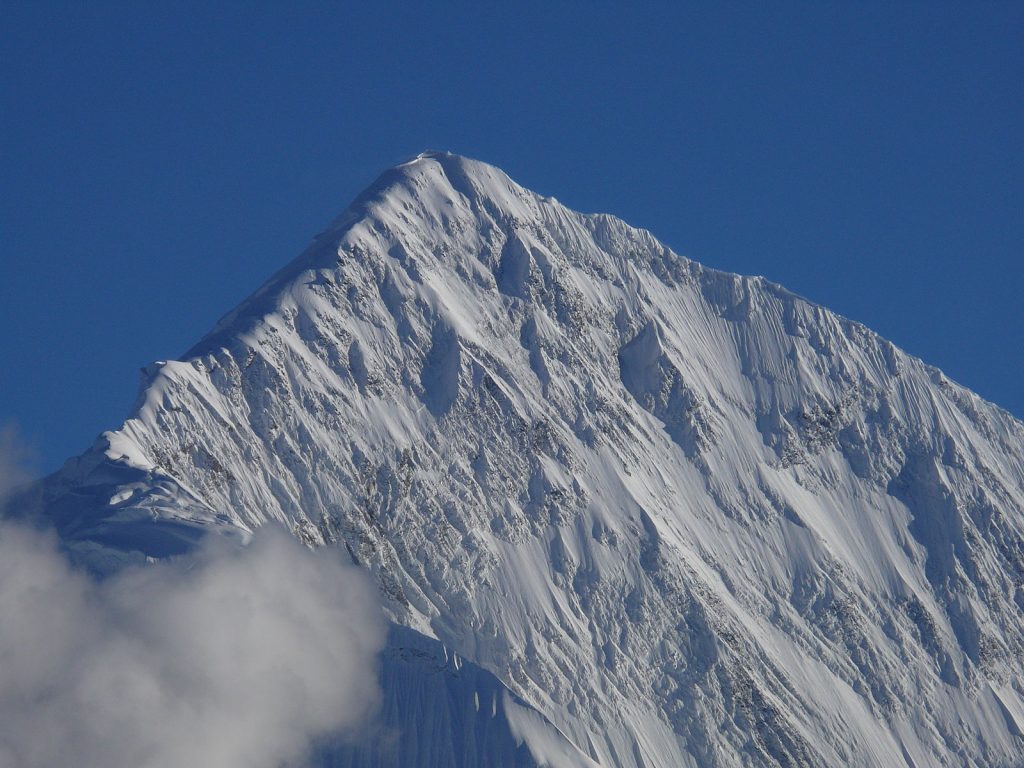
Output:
[20,153,1024,766]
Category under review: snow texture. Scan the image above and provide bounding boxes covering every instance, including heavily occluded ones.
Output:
[11,152,1024,766]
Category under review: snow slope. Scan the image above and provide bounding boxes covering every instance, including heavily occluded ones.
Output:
[319,625,600,768]
[17,152,1024,766]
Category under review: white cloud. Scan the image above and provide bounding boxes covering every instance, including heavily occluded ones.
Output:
[0,430,386,768]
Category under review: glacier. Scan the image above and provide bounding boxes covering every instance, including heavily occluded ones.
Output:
[9,152,1024,766]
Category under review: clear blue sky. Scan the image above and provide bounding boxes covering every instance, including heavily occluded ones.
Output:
[2,2,1021,473]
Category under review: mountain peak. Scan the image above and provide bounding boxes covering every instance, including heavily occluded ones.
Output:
[346,151,524,217]
[21,155,1024,767]
[191,153,586,357]
[372,150,539,218]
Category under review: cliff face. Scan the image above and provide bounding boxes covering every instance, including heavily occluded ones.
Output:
[23,153,1024,766]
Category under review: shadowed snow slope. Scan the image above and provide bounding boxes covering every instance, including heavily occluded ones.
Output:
[14,152,1024,766]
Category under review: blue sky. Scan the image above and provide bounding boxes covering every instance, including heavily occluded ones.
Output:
[2,2,1021,472]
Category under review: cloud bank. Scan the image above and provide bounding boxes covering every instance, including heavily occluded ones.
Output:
[0,434,386,768]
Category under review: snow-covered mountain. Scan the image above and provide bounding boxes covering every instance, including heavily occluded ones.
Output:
[16,152,1024,766]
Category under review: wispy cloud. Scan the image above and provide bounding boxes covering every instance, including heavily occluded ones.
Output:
[0,429,386,768]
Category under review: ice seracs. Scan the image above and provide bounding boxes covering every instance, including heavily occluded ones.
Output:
[17,152,1024,766]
